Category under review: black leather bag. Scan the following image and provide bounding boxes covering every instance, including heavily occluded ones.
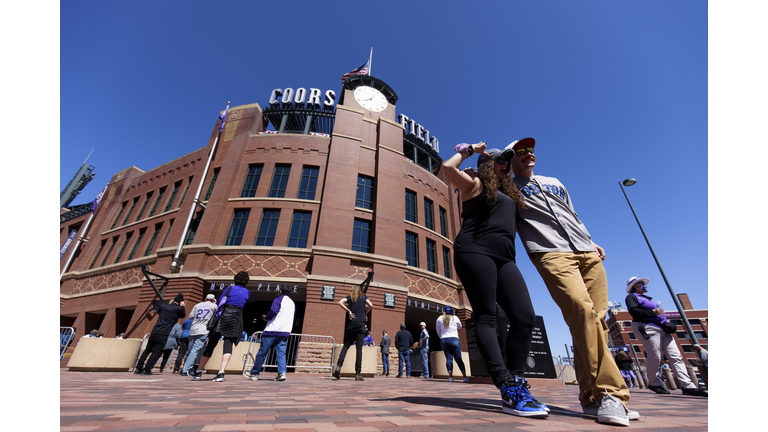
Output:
[660,322,677,335]
[206,286,232,332]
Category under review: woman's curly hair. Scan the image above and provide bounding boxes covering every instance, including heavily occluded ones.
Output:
[477,159,527,208]
[234,271,250,287]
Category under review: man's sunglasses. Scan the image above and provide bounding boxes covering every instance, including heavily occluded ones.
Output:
[513,147,535,156]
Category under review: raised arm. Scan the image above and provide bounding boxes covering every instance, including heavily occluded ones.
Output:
[442,142,487,198]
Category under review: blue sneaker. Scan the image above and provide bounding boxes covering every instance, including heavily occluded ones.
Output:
[500,377,549,417]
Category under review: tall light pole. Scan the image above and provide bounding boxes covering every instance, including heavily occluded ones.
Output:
[619,178,701,358]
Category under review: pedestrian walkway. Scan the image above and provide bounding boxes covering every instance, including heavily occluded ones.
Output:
[60,370,708,431]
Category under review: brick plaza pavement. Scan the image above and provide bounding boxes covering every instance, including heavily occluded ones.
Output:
[60,370,708,431]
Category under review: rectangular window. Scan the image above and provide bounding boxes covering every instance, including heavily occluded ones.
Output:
[99,237,119,267]
[178,176,194,208]
[355,176,374,209]
[128,228,146,260]
[694,331,707,339]
[682,345,694,353]
[160,219,174,248]
[135,191,153,222]
[352,219,372,253]
[144,223,163,257]
[269,165,291,198]
[405,190,417,223]
[164,181,182,212]
[204,168,220,201]
[297,166,319,200]
[287,211,312,248]
[439,207,447,237]
[122,197,139,226]
[225,209,250,246]
[148,187,166,217]
[628,333,636,340]
[405,231,418,267]
[185,210,204,245]
[113,232,133,264]
[424,199,434,230]
[89,240,107,269]
[255,210,281,246]
[426,239,437,272]
[241,165,263,198]
[442,246,452,278]
[688,319,701,325]
[111,201,127,229]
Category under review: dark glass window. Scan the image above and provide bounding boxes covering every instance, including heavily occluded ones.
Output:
[426,239,437,272]
[113,232,133,263]
[99,237,119,267]
[128,228,146,260]
[204,168,220,201]
[269,165,291,198]
[185,210,204,245]
[164,181,182,212]
[628,333,636,340]
[682,345,694,353]
[405,231,418,266]
[135,191,153,222]
[148,187,166,217]
[352,219,372,253]
[225,209,250,246]
[695,331,707,339]
[178,176,194,208]
[688,319,701,325]
[241,165,263,198]
[287,211,312,248]
[405,190,417,223]
[676,331,689,340]
[255,210,281,246]
[297,166,319,200]
[144,222,163,256]
[111,201,127,229]
[442,246,451,278]
[160,219,174,248]
[89,240,107,269]
[122,197,139,226]
[356,176,374,209]
[439,207,447,237]
[424,199,434,230]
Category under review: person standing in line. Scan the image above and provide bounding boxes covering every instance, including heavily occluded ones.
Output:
[134,294,186,375]
[246,285,295,381]
[625,277,707,397]
[507,138,637,426]
[614,350,637,389]
[159,322,183,372]
[379,330,391,376]
[443,142,548,418]
[435,306,468,383]
[172,317,192,373]
[693,344,708,389]
[394,323,413,378]
[364,331,374,347]
[193,272,251,382]
[181,294,217,377]
[333,285,373,381]
[419,322,430,378]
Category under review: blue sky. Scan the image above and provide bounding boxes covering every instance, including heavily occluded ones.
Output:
[55,1,710,361]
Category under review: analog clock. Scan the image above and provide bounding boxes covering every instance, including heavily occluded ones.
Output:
[354,86,388,112]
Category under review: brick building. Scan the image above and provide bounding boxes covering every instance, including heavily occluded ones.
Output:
[606,293,708,379]
[60,75,471,367]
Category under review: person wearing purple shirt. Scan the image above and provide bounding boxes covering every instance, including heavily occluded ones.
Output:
[247,285,295,381]
[625,277,706,397]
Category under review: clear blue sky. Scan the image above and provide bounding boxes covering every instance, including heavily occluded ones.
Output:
[56,1,709,360]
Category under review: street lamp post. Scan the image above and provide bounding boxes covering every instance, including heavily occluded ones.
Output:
[619,178,701,358]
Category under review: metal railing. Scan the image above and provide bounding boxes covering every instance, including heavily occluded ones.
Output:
[242,332,336,376]
[60,327,76,361]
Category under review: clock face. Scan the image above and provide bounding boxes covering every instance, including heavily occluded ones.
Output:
[354,86,388,112]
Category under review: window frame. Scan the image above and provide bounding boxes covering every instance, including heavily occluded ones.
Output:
[355,175,374,210]
[268,164,292,198]
[241,165,263,198]
[287,210,312,248]
[225,209,250,246]
[405,190,417,223]
[405,231,419,267]
[297,166,320,200]
[352,219,372,253]
[255,209,281,246]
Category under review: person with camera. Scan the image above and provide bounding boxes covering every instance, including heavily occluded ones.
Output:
[625,277,706,397]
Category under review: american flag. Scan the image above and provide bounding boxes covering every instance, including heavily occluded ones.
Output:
[341,60,370,85]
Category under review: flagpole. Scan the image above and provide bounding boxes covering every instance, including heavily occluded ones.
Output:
[60,183,110,280]
[369,47,373,76]
[170,101,230,273]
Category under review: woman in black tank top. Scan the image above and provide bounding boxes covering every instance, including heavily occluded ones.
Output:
[442,143,549,418]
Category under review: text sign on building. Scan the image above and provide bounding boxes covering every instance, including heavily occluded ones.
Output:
[209,282,300,293]
[269,88,336,107]
[398,114,439,152]
[384,293,396,308]
[321,285,336,300]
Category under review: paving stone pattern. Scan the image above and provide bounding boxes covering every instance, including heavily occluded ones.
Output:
[61,371,708,431]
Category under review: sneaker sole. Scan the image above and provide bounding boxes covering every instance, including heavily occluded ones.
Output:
[502,406,549,418]
[585,409,638,420]
[597,414,629,427]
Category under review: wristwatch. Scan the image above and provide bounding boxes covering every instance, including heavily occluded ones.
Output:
[467,146,474,156]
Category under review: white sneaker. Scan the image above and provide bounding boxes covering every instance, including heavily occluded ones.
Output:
[274,373,286,381]
[583,399,639,420]
[596,393,629,426]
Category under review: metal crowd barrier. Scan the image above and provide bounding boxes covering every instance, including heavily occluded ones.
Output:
[60,327,76,361]
[242,332,336,377]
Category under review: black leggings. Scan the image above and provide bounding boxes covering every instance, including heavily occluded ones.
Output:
[202,333,238,357]
[454,252,535,387]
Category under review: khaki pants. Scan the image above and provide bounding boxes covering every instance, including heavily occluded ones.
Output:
[531,251,629,407]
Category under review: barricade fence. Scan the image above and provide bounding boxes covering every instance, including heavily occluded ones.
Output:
[60,327,76,361]
[242,332,336,376]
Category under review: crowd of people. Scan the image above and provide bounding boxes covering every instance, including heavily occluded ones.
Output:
[94,137,707,428]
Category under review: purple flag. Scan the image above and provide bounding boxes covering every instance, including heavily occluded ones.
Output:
[91,185,107,213]
[219,105,229,132]
[60,229,78,259]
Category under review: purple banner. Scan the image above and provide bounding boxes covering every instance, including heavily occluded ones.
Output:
[60,229,78,259]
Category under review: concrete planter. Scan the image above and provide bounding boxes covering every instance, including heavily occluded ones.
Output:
[430,351,472,378]
[68,338,143,372]
[331,344,378,377]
